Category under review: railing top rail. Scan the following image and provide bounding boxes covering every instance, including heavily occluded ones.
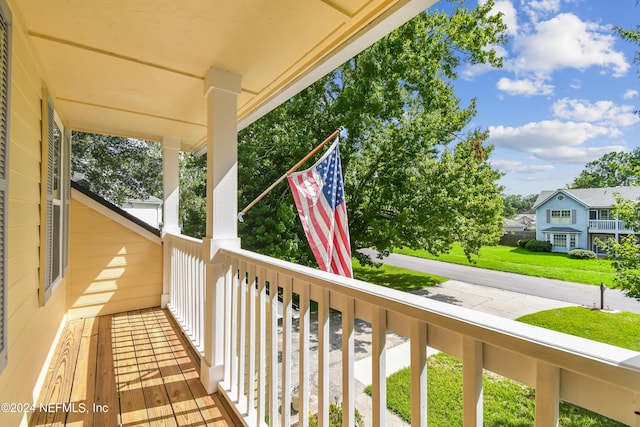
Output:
[163,231,204,245]
[220,246,640,387]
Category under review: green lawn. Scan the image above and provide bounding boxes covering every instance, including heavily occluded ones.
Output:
[395,244,615,285]
[352,259,447,291]
[518,306,640,351]
[366,307,640,426]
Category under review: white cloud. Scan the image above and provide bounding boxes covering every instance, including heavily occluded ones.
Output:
[529,144,626,163]
[569,79,581,90]
[493,0,519,36]
[496,77,554,96]
[490,159,554,173]
[490,120,613,150]
[508,13,629,78]
[624,89,639,100]
[488,120,623,163]
[521,0,561,23]
[552,98,640,127]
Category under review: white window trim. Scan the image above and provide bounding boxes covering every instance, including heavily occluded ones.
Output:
[40,89,69,305]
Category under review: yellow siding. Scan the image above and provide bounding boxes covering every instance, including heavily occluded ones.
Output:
[68,198,162,320]
[0,4,69,425]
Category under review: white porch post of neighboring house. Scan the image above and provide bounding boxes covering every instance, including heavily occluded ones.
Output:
[200,67,241,393]
[161,136,181,308]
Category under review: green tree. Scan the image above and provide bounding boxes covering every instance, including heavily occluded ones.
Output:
[71,131,163,205]
[570,150,637,189]
[594,9,640,301]
[502,194,537,218]
[181,1,507,264]
[599,195,640,300]
[179,152,207,238]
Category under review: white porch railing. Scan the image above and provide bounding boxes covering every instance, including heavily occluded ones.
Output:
[164,232,206,355]
[588,219,632,232]
[164,236,640,426]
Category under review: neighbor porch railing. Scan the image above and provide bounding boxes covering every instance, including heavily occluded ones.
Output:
[164,232,206,355]
[588,219,632,232]
[165,234,640,427]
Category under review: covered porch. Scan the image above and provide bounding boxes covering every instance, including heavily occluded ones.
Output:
[4,0,640,426]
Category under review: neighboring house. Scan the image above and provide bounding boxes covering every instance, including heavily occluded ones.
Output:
[515,213,536,230]
[121,195,163,229]
[503,217,525,232]
[533,186,640,254]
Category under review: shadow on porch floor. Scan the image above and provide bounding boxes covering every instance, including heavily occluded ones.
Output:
[30,307,237,426]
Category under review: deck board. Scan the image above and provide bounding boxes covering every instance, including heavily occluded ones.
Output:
[29,307,236,427]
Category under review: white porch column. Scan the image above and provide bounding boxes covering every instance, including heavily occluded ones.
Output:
[161,137,181,308]
[201,67,242,393]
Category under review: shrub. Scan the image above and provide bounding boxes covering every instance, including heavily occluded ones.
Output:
[568,249,597,259]
[524,240,552,252]
[309,402,364,427]
[517,239,530,248]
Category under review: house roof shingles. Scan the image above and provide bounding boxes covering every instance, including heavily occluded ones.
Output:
[533,187,640,209]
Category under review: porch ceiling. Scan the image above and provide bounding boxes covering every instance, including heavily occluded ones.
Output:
[15,0,436,152]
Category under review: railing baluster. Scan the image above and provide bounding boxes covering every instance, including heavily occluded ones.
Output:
[281,275,293,427]
[410,319,427,427]
[297,279,310,427]
[342,297,355,427]
[247,262,257,419]
[372,306,387,427]
[223,255,232,385]
[463,337,483,426]
[268,270,279,427]
[198,249,205,352]
[238,261,248,410]
[317,288,330,427]
[257,267,267,426]
[535,361,559,426]
[230,257,240,401]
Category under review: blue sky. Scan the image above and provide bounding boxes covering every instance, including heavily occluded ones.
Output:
[440,0,640,196]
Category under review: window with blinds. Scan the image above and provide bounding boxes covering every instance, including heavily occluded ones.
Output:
[0,0,11,374]
[40,90,69,307]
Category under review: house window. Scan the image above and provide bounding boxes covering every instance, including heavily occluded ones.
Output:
[553,234,567,248]
[0,0,10,374]
[569,235,576,248]
[40,89,70,305]
[550,210,571,224]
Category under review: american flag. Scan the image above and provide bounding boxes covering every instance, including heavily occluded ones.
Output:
[287,139,353,278]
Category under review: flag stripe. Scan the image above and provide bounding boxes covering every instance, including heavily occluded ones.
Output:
[288,139,352,278]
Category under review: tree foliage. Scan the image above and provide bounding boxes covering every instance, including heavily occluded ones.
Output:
[71,131,163,205]
[599,195,640,300]
[502,194,537,218]
[570,150,639,189]
[181,1,508,264]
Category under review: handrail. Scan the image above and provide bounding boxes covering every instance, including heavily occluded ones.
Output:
[213,245,640,426]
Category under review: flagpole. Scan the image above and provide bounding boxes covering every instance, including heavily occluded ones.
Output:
[237,126,344,222]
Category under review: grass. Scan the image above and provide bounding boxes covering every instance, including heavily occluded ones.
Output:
[395,244,615,286]
[367,353,624,426]
[365,307,640,425]
[518,306,640,351]
[352,259,447,291]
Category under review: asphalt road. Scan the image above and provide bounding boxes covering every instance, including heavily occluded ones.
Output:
[359,249,640,314]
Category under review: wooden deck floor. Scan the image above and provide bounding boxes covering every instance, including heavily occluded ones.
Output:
[30,307,237,427]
